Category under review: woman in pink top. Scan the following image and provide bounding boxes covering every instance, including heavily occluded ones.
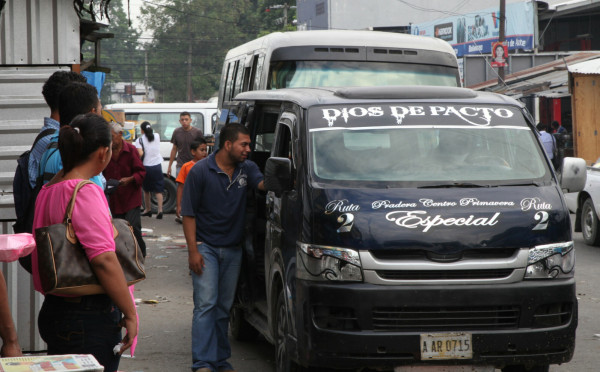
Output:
[32,114,137,372]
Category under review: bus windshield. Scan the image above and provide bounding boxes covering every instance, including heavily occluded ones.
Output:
[268,61,459,89]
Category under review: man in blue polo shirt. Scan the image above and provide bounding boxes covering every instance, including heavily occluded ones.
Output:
[181,123,264,372]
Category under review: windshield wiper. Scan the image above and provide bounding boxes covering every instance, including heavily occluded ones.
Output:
[418,182,492,189]
[498,181,544,187]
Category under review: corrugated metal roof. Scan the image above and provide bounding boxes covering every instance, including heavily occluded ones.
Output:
[568,58,600,74]
[468,52,600,97]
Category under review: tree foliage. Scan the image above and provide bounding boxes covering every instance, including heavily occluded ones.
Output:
[139,0,296,102]
[81,0,297,103]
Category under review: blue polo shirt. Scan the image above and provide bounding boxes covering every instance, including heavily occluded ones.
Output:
[181,151,263,247]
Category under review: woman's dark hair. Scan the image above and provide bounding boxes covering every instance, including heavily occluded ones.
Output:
[140,121,155,142]
[59,113,111,173]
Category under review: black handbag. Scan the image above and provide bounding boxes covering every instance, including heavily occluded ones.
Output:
[35,180,146,296]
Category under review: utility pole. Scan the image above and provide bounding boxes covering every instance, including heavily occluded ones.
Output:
[144,50,149,102]
[187,35,193,102]
[498,0,506,84]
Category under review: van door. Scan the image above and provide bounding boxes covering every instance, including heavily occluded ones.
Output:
[265,112,301,337]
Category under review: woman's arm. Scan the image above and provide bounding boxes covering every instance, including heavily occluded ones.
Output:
[90,252,137,354]
[0,271,21,357]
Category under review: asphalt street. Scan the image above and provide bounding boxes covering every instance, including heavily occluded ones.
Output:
[118,214,600,372]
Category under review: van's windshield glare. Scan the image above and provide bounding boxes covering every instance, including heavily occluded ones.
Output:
[310,127,548,184]
[268,61,459,88]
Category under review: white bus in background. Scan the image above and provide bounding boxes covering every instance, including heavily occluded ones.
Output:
[104,102,218,213]
[218,30,461,111]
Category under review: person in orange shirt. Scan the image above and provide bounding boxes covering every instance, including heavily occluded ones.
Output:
[175,139,208,223]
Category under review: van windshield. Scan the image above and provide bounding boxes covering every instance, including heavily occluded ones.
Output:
[268,61,459,88]
[309,103,548,185]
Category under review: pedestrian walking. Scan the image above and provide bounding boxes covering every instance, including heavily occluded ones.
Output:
[181,123,264,372]
[103,122,147,256]
[134,121,165,219]
[175,138,208,222]
[32,114,138,372]
[167,111,203,178]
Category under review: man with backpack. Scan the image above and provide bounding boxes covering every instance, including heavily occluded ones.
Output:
[13,71,87,234]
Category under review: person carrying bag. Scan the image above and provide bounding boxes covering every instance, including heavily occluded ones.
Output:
[31,114,140,372]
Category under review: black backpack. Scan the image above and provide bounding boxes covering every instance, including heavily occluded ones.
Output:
[13,128,56,272]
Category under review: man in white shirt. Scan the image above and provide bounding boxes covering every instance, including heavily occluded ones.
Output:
[537,122,557,167]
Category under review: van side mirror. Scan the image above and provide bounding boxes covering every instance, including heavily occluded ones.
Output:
[264,157,292,197]
[560,157,587,193]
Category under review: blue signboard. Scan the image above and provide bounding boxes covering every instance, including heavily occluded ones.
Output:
[411,1,536,57]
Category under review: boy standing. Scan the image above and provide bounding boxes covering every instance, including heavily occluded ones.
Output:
[175,139,208,222]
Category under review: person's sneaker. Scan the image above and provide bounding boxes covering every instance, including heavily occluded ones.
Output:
[175,215,182,224]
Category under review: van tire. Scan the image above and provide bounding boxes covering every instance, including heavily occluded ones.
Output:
[275,289,310,372]
[582,198,600,246]
[142,176,178,214]
[501,365,549,372]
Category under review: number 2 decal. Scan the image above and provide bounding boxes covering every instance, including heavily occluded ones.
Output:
[533,211,549,231]
[337,213,355,233]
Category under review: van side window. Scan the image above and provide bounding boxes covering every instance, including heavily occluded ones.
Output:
[250,110,279,171]
[274,121,296,189]
[223,61,236,103]
[254,54,264,91]
[233,58,245,97]
[128,112,204,142]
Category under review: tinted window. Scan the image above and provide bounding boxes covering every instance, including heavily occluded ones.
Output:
[268,61,459,88]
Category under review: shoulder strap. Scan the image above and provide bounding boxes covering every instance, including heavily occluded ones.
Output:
[63,180,95,223]
[31,128,56,151]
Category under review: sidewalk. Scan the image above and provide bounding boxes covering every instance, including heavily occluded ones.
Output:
[118,215,274,372]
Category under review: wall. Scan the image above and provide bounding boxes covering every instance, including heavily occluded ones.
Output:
[0,0,81,352]
[0,0,79,65]
[571,74,600,163]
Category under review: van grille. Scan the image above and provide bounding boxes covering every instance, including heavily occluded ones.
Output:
[372,306,520,331]
[376,269,514,280]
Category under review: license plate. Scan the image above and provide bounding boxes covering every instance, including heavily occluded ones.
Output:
[420,332,472,360]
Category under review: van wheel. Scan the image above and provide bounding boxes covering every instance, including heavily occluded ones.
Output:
[143,176,178,214]
[275,289,309,372]
[502,365,549,372]
[582,198,600,246]
[230,296,258,341]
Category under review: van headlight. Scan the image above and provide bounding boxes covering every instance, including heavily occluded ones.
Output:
[525,242,575,279]
[297,243,362,282]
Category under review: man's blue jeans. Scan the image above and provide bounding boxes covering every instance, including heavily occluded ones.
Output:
[191,242,242,372]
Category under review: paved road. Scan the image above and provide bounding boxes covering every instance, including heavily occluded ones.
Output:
[118,214,600,372]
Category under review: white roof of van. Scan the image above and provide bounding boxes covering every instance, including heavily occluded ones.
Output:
[226,30,455,58]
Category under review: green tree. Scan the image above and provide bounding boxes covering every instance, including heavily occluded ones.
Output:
[139,0,295,102]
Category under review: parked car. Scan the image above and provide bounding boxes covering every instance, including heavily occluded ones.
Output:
[565,160,600,245]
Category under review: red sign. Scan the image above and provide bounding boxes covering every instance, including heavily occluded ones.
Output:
[491,42,508,68]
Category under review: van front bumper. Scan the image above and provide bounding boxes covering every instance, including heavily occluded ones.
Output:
[293,278,577,370]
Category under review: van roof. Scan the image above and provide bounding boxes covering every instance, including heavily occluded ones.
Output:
[225,30,456,59]
[232,86,524,108]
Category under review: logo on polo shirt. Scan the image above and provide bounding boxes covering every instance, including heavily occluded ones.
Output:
[238,174,247,188]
